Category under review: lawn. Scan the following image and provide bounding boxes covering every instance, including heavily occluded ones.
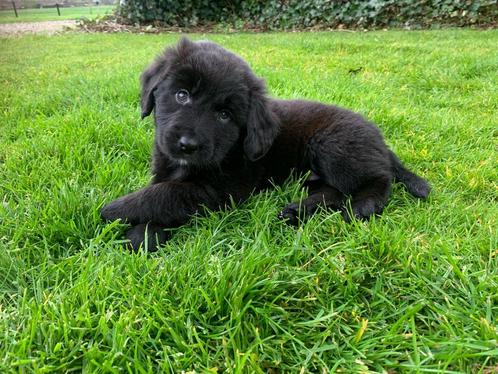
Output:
[0,5,115,23]
[0,30,497,372]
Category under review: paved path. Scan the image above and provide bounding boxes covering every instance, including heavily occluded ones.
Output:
[0,20,77,35]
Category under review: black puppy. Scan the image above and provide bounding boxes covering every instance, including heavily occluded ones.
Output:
[101,37,430,251]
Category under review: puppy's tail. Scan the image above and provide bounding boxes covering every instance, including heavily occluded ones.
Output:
[389,151,431,199]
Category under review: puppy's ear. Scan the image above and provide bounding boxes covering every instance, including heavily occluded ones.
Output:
[244,88,280,161]
[140,37,195,119]
[140,59,166,119]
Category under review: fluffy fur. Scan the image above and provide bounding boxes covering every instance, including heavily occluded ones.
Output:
[101,37,431,251]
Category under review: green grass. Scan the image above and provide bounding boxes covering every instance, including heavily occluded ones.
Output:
[1,30,497,372]
[0,5,114,23]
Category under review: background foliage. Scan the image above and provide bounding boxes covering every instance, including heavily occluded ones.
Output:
[118,0,498,29]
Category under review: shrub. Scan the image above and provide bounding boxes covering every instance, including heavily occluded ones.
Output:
[118,0,498,29]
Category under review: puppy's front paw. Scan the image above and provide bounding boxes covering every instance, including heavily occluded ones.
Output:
[101,198,134,223]
[278,203,301,226]
[101,201,121,222]
[125,223,170,252]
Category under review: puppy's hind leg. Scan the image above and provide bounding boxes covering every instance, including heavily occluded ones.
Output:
[344,175,392,222]
[279,183,345,226]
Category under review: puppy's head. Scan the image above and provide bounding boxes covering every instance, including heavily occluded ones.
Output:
[140,37,279,167]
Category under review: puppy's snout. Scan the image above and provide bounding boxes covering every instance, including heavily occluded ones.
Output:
[178,136,199,155]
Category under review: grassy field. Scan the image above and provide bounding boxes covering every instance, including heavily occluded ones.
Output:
[1,30,497,372]
[0,5,114,23]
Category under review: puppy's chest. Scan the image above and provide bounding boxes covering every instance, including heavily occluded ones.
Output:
[152,158,191,183]
[169,167,189,181]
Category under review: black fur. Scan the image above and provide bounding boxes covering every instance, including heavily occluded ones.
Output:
[101,37,431,251]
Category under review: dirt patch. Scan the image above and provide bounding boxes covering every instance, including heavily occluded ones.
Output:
[77,18,231,34]
[0,20,77,35]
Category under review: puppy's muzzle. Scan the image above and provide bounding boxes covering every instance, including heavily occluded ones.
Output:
[178,136,199,155]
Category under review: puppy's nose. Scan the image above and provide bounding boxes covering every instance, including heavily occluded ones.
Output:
[178,136,199,154]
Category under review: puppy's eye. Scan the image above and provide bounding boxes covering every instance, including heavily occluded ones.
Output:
[175,89,190,104]
[218,110,231,123]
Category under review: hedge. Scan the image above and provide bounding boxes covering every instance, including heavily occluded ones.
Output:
[117,0,498,29]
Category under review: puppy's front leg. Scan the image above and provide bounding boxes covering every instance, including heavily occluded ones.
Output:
[100,182,221,227]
